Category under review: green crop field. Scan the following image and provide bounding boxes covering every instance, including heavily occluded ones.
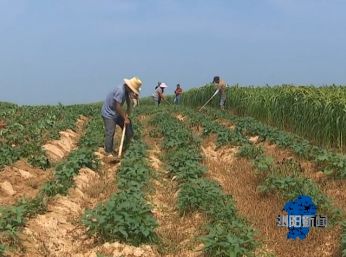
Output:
[180,84,346,151]
[0,85,345,257]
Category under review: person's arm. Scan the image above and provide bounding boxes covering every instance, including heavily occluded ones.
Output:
[158,91,165,100]
[114,102,130,124]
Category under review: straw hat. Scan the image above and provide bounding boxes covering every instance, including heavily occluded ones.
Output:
[124,77,142,95]
[160,83,168,88]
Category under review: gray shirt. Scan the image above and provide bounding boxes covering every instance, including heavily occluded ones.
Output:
[101,84,127,119]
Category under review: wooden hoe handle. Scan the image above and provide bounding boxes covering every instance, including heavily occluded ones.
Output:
[118,125,126,158]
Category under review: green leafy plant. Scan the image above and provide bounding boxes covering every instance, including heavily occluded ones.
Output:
[253,156,274,173]
[0,102,99,169]
[258,174,341,221]
[0,193,47,245]
[43,148,98,197]
[178,178,236,220]
[237,144,264,159]
[0,244,5,256]
[83,191,157,245]
[202,221,257,257]
[166,148,206,180]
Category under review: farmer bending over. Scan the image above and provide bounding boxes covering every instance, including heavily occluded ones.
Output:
[153,82,168,106]
[101,76,142,157]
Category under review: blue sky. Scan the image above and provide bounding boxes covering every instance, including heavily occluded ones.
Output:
[0,0,345,105]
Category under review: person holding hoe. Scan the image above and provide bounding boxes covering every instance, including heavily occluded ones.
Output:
[212,76,227,110]
[152,82,168,106]
[101,76,142,159]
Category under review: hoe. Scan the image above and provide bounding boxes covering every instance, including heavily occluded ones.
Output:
[199,89,219,111]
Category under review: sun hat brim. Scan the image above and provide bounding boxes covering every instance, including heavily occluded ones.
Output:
[160,83,168,88]
[124,79,139,95]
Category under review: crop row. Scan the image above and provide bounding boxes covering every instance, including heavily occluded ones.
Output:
[0,102,98,169]
[178,84,346,151]
[200,107,346,179]
[180,107,343,222]
[82,114,157,246]
[149,109,257,256]
[0,105,102,254]
[183,108,248,147]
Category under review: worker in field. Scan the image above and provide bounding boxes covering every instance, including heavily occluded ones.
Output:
[174,84,183,105]
[101,76,142,158]
[152,82,168,106]
[212,76,227,110]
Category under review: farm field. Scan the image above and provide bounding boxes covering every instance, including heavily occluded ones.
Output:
[180,85,346,152]
[0,97,345,257]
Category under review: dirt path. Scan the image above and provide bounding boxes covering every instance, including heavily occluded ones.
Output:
[0,116,88,206]
[144,116,205,257]
[201,136,342,257]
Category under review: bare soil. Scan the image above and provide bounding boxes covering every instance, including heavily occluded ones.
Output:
[0,160,52,205]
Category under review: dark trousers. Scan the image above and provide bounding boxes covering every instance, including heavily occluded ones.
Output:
[102,116,134,153]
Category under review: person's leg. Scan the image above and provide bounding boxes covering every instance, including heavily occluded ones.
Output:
[221,95,226,110]
[177,95,181,105]
[102,116,116,153]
